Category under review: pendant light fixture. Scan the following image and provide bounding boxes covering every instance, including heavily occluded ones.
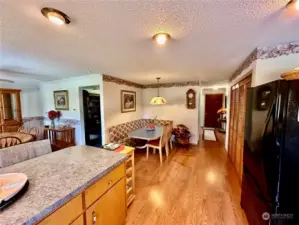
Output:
[150,77,167,105]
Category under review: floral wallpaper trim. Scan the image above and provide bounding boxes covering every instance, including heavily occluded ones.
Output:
[103,74,145,89]
[230,48,258,81]
[103,74,201,89]
[230,41,299,81]
[143,80,200,88]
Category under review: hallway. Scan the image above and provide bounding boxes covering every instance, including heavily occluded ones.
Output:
[125,133,247,225]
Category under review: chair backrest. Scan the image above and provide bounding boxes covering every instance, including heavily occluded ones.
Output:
[0,139,52,168]
[0,137,22,149]
[17,125,26,133]
[160,124,170,147]
[29,127,40,138]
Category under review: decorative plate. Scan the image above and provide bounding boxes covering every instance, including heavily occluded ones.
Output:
[0,173,28,204]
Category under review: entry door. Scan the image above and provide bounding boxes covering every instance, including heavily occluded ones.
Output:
[204,94,223,128]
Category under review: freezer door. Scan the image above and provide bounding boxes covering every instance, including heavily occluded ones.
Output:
[277,80,299,224]
[242,81,279,225]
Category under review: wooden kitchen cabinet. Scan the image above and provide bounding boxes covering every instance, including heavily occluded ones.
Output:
[38,194,83,225]
[86,178,126,225]
[70,215,84,225]
[37,164,126,225]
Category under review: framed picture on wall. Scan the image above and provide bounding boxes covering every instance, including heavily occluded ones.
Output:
[54,90,69,110]
[121,90,136,113]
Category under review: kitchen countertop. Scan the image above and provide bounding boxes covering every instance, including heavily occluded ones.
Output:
[0,145,128,225]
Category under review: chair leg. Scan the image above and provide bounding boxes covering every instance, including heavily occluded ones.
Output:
[159,147,163,164]
[153,149,156,154]
[165,143,169,158]
[170,139,173,150]
[146,146,149,159]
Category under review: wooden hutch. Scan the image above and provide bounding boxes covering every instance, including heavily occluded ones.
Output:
[0,89,22,132]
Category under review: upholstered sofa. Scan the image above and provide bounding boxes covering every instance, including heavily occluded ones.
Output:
[108,119,172,146]
[0,139,52,168]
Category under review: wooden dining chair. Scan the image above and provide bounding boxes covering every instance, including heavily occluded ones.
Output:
[0,137,22,149]
[146,124,170,164]
[17,125,26,133]
[29,127,40,140]
[167,121,174,150]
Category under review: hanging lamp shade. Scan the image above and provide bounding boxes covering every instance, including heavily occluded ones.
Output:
[150,77,166,105]
[150,96,167,104]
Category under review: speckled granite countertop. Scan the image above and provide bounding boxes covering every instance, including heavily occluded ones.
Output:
[0,145,127,225]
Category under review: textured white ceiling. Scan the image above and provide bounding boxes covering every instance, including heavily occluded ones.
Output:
[0,0,299,84]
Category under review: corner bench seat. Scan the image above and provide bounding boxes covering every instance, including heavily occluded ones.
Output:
[108,119,172,146]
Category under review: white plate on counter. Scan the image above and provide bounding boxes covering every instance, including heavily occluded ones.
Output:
[0,173,28,204]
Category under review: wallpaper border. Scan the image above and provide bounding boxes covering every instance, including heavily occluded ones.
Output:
[103,74,201,89]
[230,41,299,81]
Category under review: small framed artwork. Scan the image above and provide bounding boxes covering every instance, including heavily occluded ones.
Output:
[121,90,136,113]
[54,90,69,110]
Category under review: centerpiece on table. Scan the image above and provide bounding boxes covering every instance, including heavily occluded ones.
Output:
[146,116,157,131]
[47,110,61,128]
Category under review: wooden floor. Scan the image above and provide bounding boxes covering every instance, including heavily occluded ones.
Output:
[125,132,248,225]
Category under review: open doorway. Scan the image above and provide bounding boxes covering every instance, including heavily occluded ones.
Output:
[200,87,228,142]
[81,86,102,147]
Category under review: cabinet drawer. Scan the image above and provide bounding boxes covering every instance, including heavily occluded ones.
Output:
[85,164,125,208]
[38,194,83,225]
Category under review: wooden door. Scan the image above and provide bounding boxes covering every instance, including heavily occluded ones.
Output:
[228,75,251,183]
[86,178,126,225]
[204,94,223,128]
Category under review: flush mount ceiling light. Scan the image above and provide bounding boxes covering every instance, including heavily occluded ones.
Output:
[150,78,167,105]
[153,33,170,45]
[287,0,299,10]
[41,7,70,25]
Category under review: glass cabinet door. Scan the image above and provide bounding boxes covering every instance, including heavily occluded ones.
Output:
[2,93,19,121]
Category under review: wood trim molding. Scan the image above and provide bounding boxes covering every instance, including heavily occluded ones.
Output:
[103,74,201,89]
[230,41,299,81]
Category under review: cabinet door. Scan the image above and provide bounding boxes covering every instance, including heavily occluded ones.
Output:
[71,215,84,225]
[86,178,126,225]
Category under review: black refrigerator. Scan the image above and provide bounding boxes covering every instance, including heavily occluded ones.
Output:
[241,80,299,225]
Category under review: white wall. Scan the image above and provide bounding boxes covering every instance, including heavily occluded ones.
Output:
[20,89,43,117]
[103,81,143,143]
[41,74,104,145]
[143,86,201,144]
[253,53,299,87]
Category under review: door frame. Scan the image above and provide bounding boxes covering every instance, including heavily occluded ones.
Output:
[204,93,224,128]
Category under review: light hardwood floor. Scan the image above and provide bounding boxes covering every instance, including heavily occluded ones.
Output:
[125,133,248,225]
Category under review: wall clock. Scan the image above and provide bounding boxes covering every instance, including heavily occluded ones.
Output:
[186,89,196,109]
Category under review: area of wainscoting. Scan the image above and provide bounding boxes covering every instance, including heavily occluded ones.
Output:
[22,117,81,144]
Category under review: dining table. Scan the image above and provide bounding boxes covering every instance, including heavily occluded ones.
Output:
[128,125,162,148]
[0,132,34,143]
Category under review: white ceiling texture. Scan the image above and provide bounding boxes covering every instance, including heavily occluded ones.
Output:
[0,0,299,84]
